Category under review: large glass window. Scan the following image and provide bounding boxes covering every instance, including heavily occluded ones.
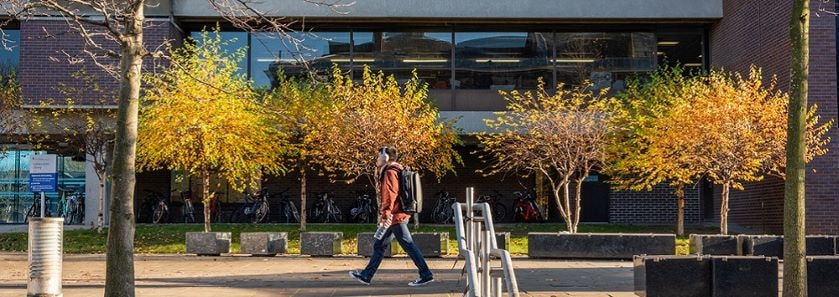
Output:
[250,32,351,87]
[0,150,85,223]
[454,32,553,90]
[352,32,452,88]
[655,32,704,69]
[189,31,248,76]
[0,29,20,69]
[555,32,656,91]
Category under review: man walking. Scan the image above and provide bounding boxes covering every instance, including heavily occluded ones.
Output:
[349,147,434,286]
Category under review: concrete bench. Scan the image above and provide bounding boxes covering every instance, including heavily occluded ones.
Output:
[240,232,287,256]
[808,256,839,297]
[711,256,778,297]
[739,235,836,258]
[412,232,448,258]
[528,233,676,259]
[689,234,738,255]
[495,232,510,251]
[356,232,398,257]
[300,232,342,256]
[186,232,231,256]
[633,255,711,297]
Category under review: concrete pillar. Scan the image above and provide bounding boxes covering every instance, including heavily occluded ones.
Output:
[83,153,109,227]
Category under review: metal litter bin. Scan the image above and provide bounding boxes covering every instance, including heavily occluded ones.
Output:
[27,217,63,297]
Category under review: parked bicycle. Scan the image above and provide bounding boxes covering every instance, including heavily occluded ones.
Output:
[25,193,49,223]
[56,188,84,225]
[476,189,507,222]
[180,191,195,224]
[275,188,299,223]
[431,190,457,224]
[231,189,270,224]
[350,190,377,223]
[513,188,543,223]
[309,192,342,223]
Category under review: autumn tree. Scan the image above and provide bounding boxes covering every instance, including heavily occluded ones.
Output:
[657,67,830,235]
[607,65,700,236]
[0,67,21,154]
[29,68,116,232]
[4,1,345,293]
[265,74,335,231]
[137,30,288,233]
[313,67,461,200]
[478,80,615,233]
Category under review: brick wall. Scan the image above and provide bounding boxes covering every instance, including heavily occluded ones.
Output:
[710,0,839,234]
[20,18,178,106]
[610,183,701,225]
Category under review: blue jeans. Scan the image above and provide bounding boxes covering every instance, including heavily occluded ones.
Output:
[359,221,433,281]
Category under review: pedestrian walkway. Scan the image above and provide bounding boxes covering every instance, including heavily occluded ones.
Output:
[0,253,636,297]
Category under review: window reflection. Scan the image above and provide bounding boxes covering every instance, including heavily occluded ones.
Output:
[454,32,553,90]
[189,31,248,76]
[352,32,452,88]
[0,150,85,223]
[0,29,20,69]
[250,32,351,87]
[555,32,656,91]
[656,32,704,69]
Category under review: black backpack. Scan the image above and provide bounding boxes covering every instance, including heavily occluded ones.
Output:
[384,165,423,214]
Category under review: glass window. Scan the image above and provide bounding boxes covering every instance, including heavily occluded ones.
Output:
[0,29,20,69]
[454,32,553,90]
[352,32,452,88]
[250,32,351,87]
[189,31,248,76]
[555,32,656,90]
[0,150,85,223]
[655,31,704,69]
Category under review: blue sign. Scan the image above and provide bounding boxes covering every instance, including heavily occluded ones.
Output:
[30,173,57,192]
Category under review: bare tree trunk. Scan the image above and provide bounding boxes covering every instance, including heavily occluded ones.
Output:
[784,1,809,296]
[572,178,583,234]
[720,183,730,235]
[104,6,144,296]
[202,170,211,233]
[675,184,685,236]
[562,182,571,227]
[299,166,307,232]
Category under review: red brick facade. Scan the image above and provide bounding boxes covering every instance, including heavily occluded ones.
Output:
[710,0,839,234]
[20,19,178,106]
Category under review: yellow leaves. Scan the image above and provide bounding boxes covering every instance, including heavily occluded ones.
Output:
[138,28,288,193]
[610,65,833,192]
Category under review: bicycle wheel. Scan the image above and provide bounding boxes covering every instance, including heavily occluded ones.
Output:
[493,202,507,222]
[252,202,269,223]
[152,206,166,224]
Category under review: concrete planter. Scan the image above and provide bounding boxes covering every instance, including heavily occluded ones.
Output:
[186,232,231,256]
[739,235,835,258]
[633,255,711,297]
[356,232,399,257]
[495,232,510,251]
[240,232,288,256]
[711,256,778,297]
[300,232,342,256]
[805,235,836,256]
[807,256,839,297]
[738,235,783,258]
[528,233,676,259]
[689,234,738,255]
[412,232,448,257]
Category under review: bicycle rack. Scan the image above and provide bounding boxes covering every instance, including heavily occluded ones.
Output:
[453,187,520,297]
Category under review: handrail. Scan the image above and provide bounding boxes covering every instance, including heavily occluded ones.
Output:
[452,187,520,297]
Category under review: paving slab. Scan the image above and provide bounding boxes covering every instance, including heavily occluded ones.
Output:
[0,253,637,297]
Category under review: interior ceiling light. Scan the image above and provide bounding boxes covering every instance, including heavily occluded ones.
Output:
[657,41,680,46]
[475,58,520,63]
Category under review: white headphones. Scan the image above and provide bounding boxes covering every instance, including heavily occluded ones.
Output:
[379,147,390,162]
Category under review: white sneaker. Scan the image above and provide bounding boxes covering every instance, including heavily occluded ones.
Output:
[408,276,434,287]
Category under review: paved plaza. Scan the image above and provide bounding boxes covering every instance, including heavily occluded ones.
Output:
[0,253,636,297]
